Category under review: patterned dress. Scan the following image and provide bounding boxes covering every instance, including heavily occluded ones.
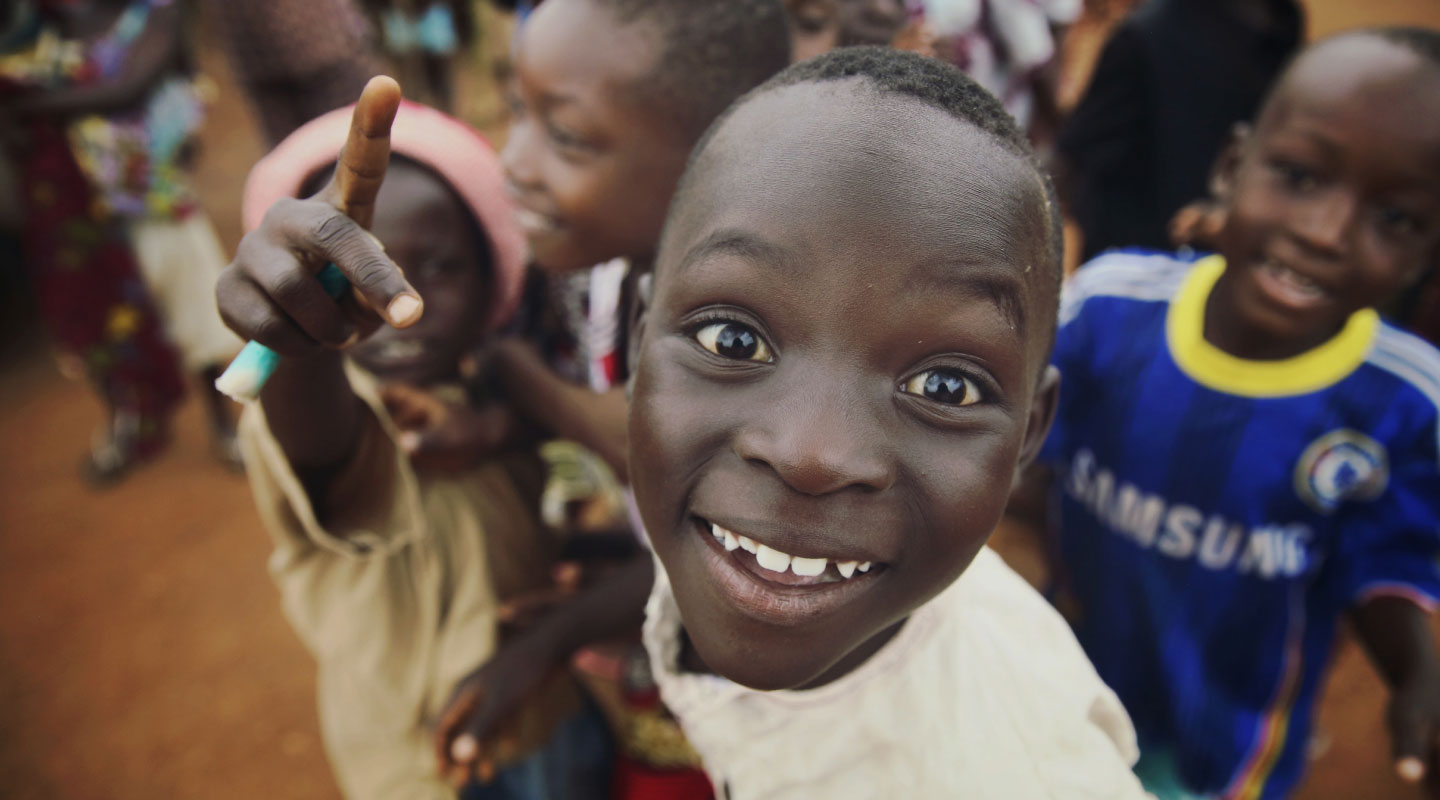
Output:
[1,1,186,465]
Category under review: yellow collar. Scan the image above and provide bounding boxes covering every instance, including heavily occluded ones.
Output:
[1165,255,1377,398]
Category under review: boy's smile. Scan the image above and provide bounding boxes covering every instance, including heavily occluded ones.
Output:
[1210,34,1440,359]
[630,80,1058,691]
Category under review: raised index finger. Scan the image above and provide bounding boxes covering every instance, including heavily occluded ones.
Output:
[320,75,402,229]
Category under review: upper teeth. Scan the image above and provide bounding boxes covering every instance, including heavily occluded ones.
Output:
[376,339,423,358]
[710,523,872,579]
[1264,260,1323,297]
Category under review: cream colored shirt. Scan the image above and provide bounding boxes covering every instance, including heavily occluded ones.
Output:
[239,369,574,800]
[644,547,1153,800]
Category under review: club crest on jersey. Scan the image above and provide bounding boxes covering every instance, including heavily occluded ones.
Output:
[1294,429,1388,514]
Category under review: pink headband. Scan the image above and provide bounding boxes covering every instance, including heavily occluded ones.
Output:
[242,100,526,331]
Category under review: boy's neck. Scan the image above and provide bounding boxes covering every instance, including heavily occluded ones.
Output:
[678,617,908,690]
[1202,270,1345,361]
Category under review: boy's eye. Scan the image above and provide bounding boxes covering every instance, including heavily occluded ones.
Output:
[695,322,773,363]
[412,258,463,280]
[545,123,591,153]
[1272,161,1318,192]
[1377,206,1421,236]
[900,369,981,406]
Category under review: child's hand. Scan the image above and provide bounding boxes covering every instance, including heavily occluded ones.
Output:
[433,635,564,787]
[216,76,424,358]
[496,562,584,633]
[1389,674,1440,794]
[379,383,513,473]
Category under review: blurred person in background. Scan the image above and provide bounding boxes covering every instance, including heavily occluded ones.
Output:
[366,0,475,113]
[1,0,239,483]
[783,0,908,62]
[1055,0,1303,261]
[231,95,612,800]
[203,0,384,145]
[904,0,1081,143]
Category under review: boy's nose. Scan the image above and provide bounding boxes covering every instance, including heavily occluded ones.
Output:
[732,379,896,497]
[1291,189,1357,257]
[499,121,542,190]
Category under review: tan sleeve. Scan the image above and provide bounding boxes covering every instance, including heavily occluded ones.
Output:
[238,367,491,799]
[237,364,428,562]
[316,665,460,800]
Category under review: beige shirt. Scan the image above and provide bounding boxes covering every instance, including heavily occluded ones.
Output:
[239,369,575,800]
[644,547,1153,800]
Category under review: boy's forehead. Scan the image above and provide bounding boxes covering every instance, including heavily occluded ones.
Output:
[1268,35,1440,127]
[665,81,1051,290]
[517,0,662,105]
[1260,36,1440,172]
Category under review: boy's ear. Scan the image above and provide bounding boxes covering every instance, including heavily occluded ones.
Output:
[1013,365,1059,482]
[1210,122,1252,202]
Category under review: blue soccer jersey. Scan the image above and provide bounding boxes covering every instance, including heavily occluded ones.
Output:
[1043,251,1440,800]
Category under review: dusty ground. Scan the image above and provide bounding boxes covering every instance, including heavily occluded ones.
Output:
[2,1,1439,798]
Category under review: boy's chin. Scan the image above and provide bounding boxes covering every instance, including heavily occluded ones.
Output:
[695,635,846,692]
[682,614,883,692]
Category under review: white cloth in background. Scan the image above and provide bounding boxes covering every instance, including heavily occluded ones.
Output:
[127,212,241,370]
[918,0,1082,127]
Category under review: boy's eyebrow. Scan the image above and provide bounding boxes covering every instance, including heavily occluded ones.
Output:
[909,262,1029,334]
[674,229,795,276]
[675,228,1029,333]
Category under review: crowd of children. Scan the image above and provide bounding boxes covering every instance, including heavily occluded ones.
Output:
[5,0,1440,798]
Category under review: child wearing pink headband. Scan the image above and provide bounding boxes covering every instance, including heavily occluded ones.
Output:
[232,97,611,799]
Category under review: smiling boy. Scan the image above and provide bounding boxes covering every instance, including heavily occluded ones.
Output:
[1036,29,1440,799]
[628,48,1149,797]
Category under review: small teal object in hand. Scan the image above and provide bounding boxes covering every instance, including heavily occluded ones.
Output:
[214,263,351,402]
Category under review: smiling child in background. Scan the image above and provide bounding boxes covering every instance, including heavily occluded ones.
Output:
[220,0,796,794]
[226,95,611,799]
[1032,28,1440,800]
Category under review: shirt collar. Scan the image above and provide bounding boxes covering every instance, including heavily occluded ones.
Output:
[1165,255,1378,398]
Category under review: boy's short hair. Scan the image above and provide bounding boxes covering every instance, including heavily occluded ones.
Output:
[683,46,1065,314]
[1372,26,1440,69]
[1262,27,1440,115]
[601,0,792,138]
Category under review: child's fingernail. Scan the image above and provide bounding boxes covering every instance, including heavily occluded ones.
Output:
[398,431,421,453]
[451,734,478,762]
[387,294,422,326]
[1397,757,1425,782]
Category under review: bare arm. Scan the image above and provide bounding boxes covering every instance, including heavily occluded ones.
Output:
[492,340,630,482]
[1354,595,1440,789]
[13,3,181,118]
[435,555,654,785]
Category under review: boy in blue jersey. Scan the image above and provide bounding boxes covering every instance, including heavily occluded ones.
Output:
[1031,27,1440,800]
